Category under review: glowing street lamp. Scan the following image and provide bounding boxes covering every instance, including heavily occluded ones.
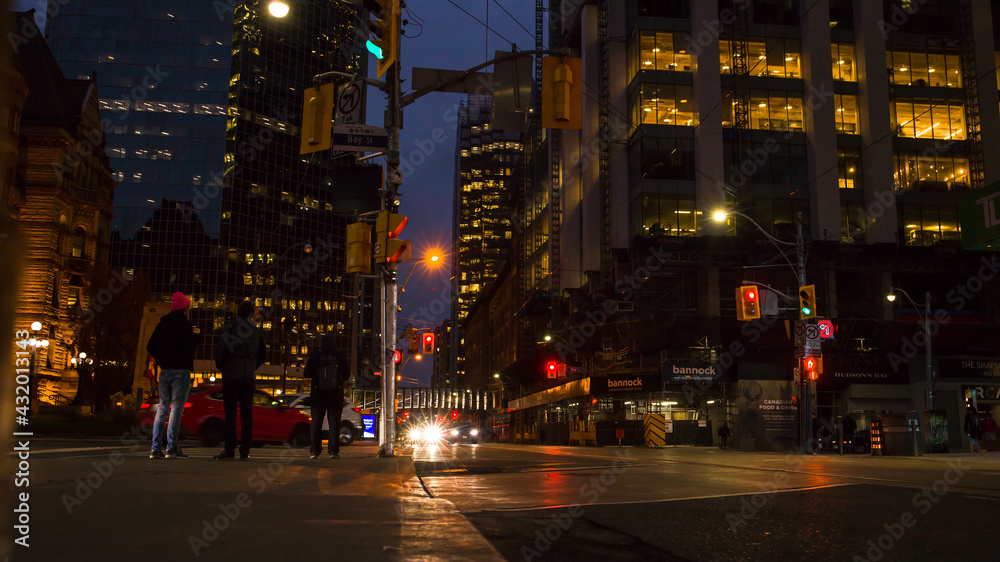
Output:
[268,1,290,18]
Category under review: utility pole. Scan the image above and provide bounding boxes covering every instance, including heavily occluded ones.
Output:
[925,291,933,410]
[377,12,402,458]
[796,212,812,451]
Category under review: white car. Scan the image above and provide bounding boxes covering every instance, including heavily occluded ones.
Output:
[277,393,363,446]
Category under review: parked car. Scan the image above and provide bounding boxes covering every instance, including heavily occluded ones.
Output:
[276,393,362,446]
[137,386,311,448]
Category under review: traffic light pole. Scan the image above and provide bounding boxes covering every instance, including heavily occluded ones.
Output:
[377,25,402,459]
[796,212,813,452]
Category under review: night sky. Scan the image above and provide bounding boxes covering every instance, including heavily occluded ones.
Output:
[11,0,539,386]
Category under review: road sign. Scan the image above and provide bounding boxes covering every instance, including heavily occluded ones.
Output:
[336,81,363,124]
[804,338,822,356]
[805,325,820,341]
[818,319,834,339]
[332,124,388,152]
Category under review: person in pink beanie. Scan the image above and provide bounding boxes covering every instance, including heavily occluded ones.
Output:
[146,292,201,459]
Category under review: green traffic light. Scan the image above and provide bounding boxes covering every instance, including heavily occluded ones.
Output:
[366,40,384,60]
[802,306,811,315]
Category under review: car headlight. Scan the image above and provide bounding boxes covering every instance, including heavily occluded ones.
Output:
[450,429,459,436]
[410,427,424,442]
[470,429,478,436]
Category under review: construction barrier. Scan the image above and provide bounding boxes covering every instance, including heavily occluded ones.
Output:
[568,420,596,446]
[643,413,667,447]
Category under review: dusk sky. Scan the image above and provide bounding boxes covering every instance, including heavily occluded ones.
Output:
[11,0,539,386]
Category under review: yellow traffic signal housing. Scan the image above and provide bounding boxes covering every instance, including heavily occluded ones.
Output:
[346,222,372,274]
[799,284,817,320]
[300,83,335,154]
[364,0,398,79]
[408,332,420,354]
[541,56,582,130]
[421,332,435,354]
[736,285,761,321]
[374,211,411,264]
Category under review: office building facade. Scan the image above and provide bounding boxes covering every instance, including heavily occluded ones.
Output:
[479,0,1000,450]
[44,0,377,391]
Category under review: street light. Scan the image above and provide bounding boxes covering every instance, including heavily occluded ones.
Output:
[267,1,290,18]
[398,250,445,295]
[28,322,49,412]
[887,288,933,410]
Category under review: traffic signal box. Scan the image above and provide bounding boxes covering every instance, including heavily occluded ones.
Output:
[801,356,822,380]
[363,0,398,78]
[346,222,372,274]
[799,284,817,320]
[299,83,335,155]
[421,332,435,354]
[408,331,420,354]
[544,361,567,378]
[374,211,411,264]
[735,285,761,321]
[541,56,583,130]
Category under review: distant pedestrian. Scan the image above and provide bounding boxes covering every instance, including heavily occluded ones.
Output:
[303,334,349,459]
[964,406,982,453]
[146,292,201,459]
[842,415,857,454]
[718,423,730,450]
[213,300,266,460]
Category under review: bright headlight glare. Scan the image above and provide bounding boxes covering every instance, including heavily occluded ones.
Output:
[470,429,479,436]
[450,429,459,436]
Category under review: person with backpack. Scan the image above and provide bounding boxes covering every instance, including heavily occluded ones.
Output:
[213,301,266,460]
[146,292,201,459]
[964,405,982,453]
[303,334,349,459]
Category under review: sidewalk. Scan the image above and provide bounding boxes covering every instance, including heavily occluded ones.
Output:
[20,442,501,562]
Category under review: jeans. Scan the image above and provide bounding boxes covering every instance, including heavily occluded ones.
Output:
[310,389,344,456]
[223,377,254,456]
[970,435,981,452]
[152,369,192,453]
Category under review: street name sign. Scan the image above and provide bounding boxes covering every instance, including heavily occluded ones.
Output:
[332,124,388,152]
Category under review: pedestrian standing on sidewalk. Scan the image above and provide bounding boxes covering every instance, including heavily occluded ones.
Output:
[146,292,201,459]
[213,301,266,461]
[718,423,731,450]
[964,406,982,453]
[303,334,349,459]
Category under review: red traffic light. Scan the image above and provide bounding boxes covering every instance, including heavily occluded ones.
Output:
[393,350,402,364]
[451,411,458,418]
[746,290,756,300]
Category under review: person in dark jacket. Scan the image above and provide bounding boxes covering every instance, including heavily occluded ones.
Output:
[718,423,731,450]
[964,406,982,453]
[303,334,349,459]
[146,292,201,459]
[213,300,266,460]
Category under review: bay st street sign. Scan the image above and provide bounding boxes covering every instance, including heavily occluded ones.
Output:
[332,124,388,152]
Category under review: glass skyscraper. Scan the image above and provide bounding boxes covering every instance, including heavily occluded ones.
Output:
[45,0,379,388]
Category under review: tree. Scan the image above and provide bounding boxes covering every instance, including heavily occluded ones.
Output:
[72,267,151,412]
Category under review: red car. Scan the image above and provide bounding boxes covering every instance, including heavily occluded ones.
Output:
[138,386,312,447]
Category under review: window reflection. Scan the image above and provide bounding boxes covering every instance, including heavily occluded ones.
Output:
[833,94,859,134]
[887,50,962,87]
[723,91,803,131]
[893,151,970,192]
[720,39,801,78]
[640,194,697,237]
[633,84,695,130]
[831,43,856,81]
[892,99,966,140]
[900,204,961,246]
[630,31,693,77]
